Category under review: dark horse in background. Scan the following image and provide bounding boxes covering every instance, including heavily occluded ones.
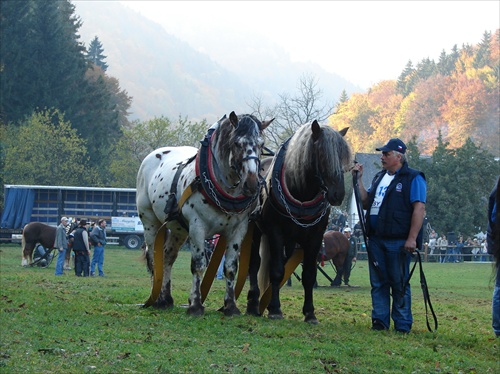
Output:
[21,221,77,267]
[246,120,352,323]
[318,230,349,286]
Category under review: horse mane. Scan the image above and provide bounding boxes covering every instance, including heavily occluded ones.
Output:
[215,114,262,161]
[284,123,352,191]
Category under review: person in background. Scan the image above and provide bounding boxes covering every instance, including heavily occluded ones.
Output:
[428,229,437,256]
[352,138,426,333]
[454,236,465,263]
[33,243,53,267]
[353,220,362,240]
[54,217,69,276]
[73,219,91,277]
[486,176,499,338]
[336,211,347,232]
[332,227,358,287]
[480,239,488,262]
[462,236,473,262]
[437,235,448,263]
[90,219,107,277]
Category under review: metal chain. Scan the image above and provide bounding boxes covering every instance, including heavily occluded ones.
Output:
[274,177,329,228]
[202,172,257,216]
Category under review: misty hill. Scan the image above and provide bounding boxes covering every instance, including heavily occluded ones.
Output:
[74,2,362,122]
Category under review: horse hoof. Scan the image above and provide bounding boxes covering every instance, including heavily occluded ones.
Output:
[305,315,319,325]
[187,305,204,316]
[223,306,241,317]
[152,295,174,309]
[268,313,284,320]
[153,301,174,310]
[245,306,261,317]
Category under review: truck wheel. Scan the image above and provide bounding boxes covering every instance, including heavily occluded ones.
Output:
[124,235,142,250]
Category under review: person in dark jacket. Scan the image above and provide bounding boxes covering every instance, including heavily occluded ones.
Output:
[72,219,91,277]
[487,177,499,337]
[352,138,426,333]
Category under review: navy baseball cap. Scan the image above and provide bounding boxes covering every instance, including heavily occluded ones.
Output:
[376,138,407,154]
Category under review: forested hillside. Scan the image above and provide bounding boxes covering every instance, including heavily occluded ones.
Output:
[0,0,131,185]
[330,30,499,157]
[73,1,361,122]
[0,1,498,237]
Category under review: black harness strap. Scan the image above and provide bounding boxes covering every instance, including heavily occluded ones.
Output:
[196,121,260,214]
[163,154,197,230]
[352,170,383,279]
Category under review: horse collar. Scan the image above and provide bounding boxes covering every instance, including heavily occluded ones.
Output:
[196,125,259,215]
[270,137,329,225]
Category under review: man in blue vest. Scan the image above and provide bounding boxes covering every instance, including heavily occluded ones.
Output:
[352,138,426,333]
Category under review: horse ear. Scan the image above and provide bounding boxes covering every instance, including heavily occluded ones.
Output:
[260,118,274,130]
[338,127,349,137]
[229,111,238,128]
[311,120,321,141]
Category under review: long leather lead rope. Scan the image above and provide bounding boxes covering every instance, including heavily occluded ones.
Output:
[406,250,439,332]
[352,170,383,278]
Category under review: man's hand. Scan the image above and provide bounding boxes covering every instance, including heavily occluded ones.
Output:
[403,238,417,253]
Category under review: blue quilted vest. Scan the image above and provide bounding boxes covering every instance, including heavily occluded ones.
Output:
[366,162,425,246]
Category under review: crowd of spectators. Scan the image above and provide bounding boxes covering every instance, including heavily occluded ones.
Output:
[427,230,490,262]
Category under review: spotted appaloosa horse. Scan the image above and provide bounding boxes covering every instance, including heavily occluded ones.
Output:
[21,221,77,267]
[137,112,272,316]
[247,121,352,323]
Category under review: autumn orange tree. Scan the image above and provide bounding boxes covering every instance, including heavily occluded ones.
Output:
[330,30,499,237]
[329,29,499,158]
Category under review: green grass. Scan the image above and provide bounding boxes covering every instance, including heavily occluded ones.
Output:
[1,244,498,373]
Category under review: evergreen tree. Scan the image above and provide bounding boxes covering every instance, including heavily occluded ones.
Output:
[334,89,349,113]
[1,0,131,184]
[416,58,436,81]
[437,50,450,76]
[87,36,108,71]
[448,44,460,73]
[0,0,88,124]
[421,133,498,237]
[0,0,40,122]
[396,60,416,97]
[473,30,492,69]
[338,90,349,103]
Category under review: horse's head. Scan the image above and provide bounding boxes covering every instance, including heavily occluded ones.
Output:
[218,111,272,196]
[311,121,352,206]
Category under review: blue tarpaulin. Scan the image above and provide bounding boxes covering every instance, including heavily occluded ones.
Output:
[0,188,35,229]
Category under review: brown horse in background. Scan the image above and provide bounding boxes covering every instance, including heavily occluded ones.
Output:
[317,230,349,286]
[21,222,76,267]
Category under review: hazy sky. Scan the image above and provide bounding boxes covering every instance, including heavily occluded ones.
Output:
[119,1,499,88]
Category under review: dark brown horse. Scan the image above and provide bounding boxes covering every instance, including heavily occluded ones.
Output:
[317,230,349,285]
[247,121,352,323]
[21,222,76,267]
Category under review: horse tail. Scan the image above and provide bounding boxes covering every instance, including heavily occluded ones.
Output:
[21,224,29,266]
[257,234,271,297]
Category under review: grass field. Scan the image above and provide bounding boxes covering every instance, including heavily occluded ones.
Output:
[0,244,499,373]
